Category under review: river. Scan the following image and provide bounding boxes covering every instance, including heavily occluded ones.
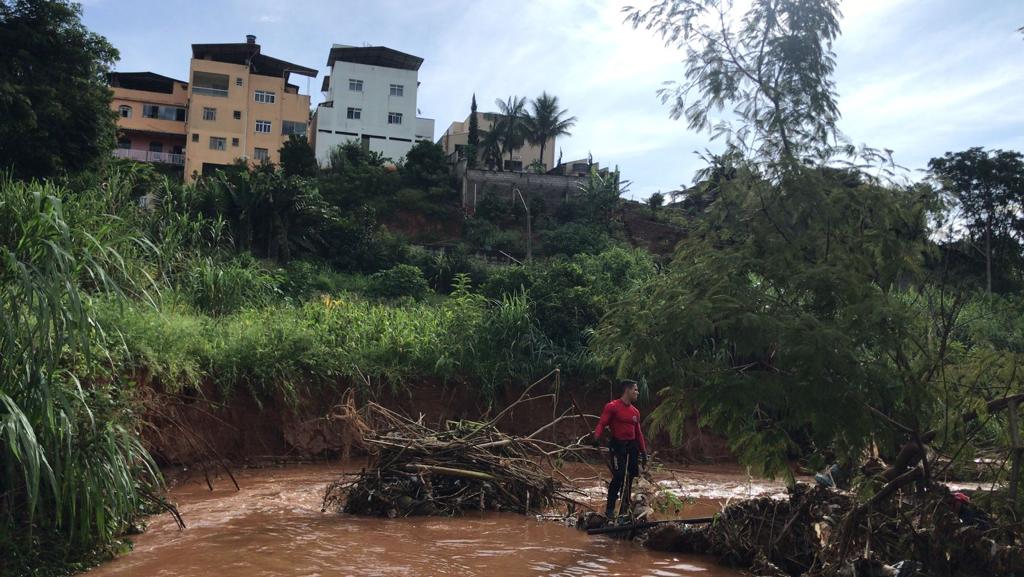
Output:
[84,464,784,577]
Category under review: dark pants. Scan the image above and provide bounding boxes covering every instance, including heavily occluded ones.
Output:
[605,439,639,515]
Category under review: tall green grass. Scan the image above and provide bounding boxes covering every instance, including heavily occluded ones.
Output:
[1,174,160,574]
[98,275,568,405]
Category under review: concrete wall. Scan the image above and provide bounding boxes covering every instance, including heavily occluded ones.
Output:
[461,168,593,213]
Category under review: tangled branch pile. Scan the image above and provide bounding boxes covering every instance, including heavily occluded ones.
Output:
[322,397,578,518]
[643,481,1024,577]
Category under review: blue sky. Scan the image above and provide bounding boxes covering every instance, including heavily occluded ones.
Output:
[81,0,1024,199]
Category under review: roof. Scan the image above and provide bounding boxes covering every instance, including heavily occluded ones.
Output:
[191,42,317,78]
[107,71,186,94]
[327,46,423,71]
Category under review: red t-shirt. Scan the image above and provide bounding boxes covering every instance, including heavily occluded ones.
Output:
[594,399,647,452]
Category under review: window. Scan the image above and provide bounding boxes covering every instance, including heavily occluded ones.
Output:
[149,142,163,153]
[142,104,186,121]
[235,77,243,86]
[504,159,523,171]
[209,136,226,150]
[172,145,184,155]
[348,79,363,92]
[255,120,271,133]
[389,84,404,97]
[253,148,269,161]
[254,90,276,104]
[388,112,402,125]
[191,133,199,142]
[282,120,306,135]
[346,107,361,120]
[117,138,131,149]
[231,137,239,147]
[118,105,132,118]
[202,107,216,121]
[233,110,241,120]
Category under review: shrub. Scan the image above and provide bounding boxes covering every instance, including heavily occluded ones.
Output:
[367,264,431,300]
[175,254,281,315]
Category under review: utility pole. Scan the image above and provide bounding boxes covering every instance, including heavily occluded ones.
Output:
[512,186,532,263]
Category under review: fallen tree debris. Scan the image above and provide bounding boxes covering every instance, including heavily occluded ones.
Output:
[321,377,589,518]
[634,479,1024,577]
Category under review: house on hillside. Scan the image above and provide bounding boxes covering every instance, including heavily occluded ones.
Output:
[311,45,435,165]
[108,35,317,182]
[438,112,554,172]
[185,35,317,180]
[108,72,189,168]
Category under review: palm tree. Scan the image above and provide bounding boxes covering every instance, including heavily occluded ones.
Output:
[480,128,502,170]
[524,92,576,173]
[493,96,528,170]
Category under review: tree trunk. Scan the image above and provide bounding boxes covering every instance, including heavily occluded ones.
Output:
[1009,400,1021,510]
[538,141,546,173]
[986,215,993,294]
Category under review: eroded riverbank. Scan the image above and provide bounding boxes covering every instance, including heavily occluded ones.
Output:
[84,463,751,577]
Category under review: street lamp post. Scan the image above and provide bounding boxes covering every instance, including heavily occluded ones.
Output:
[512,186,532,263]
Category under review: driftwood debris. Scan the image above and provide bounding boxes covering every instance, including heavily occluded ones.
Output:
[639,481,1024,577]
[321,376,590,518]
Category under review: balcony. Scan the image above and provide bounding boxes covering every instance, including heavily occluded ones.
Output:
[113,148,185,165]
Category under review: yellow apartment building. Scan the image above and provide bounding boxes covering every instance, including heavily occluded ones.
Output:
[438,111,555,172]
[185,35,316,181]
[108,72,189,166]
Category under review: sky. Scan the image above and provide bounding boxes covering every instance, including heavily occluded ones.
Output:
[81,0,1024,200]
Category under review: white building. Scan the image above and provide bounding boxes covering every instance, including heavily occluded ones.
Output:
[312,45,434,164]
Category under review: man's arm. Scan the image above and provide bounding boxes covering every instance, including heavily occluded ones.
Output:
[594,402,613,442]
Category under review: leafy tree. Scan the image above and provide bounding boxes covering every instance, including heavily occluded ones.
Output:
[625,0,843,171]
[524,92,576,172]
[0,0,120,179]
[648,191,665,215]
[402,140,449,190]
[928,147,1024,294]
[279,134,318,177]
[467,94,480,168]
[602,0,947,477]
[493,96,528,170]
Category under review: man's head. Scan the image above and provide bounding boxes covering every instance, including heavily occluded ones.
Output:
[618,380,639,404]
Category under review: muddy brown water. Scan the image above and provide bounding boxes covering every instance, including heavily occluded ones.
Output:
[84,464,783,577]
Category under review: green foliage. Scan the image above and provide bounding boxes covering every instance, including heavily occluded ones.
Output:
[648,191,665,215]
[524,92,576,171]
[367,264,431,300]
[626,0,843,168]
[928,147,1024,293]
[102,286,564,405]
[541,222,613,257]
[484,247,656,351]
[0,0,120,179]
[467,94,480,168]
[0,176,159,571]
[278,134,318,177]
[493,95,529,169]
[175,254,281,316]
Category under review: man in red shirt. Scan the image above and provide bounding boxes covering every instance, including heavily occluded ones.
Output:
[593,380,648,517]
